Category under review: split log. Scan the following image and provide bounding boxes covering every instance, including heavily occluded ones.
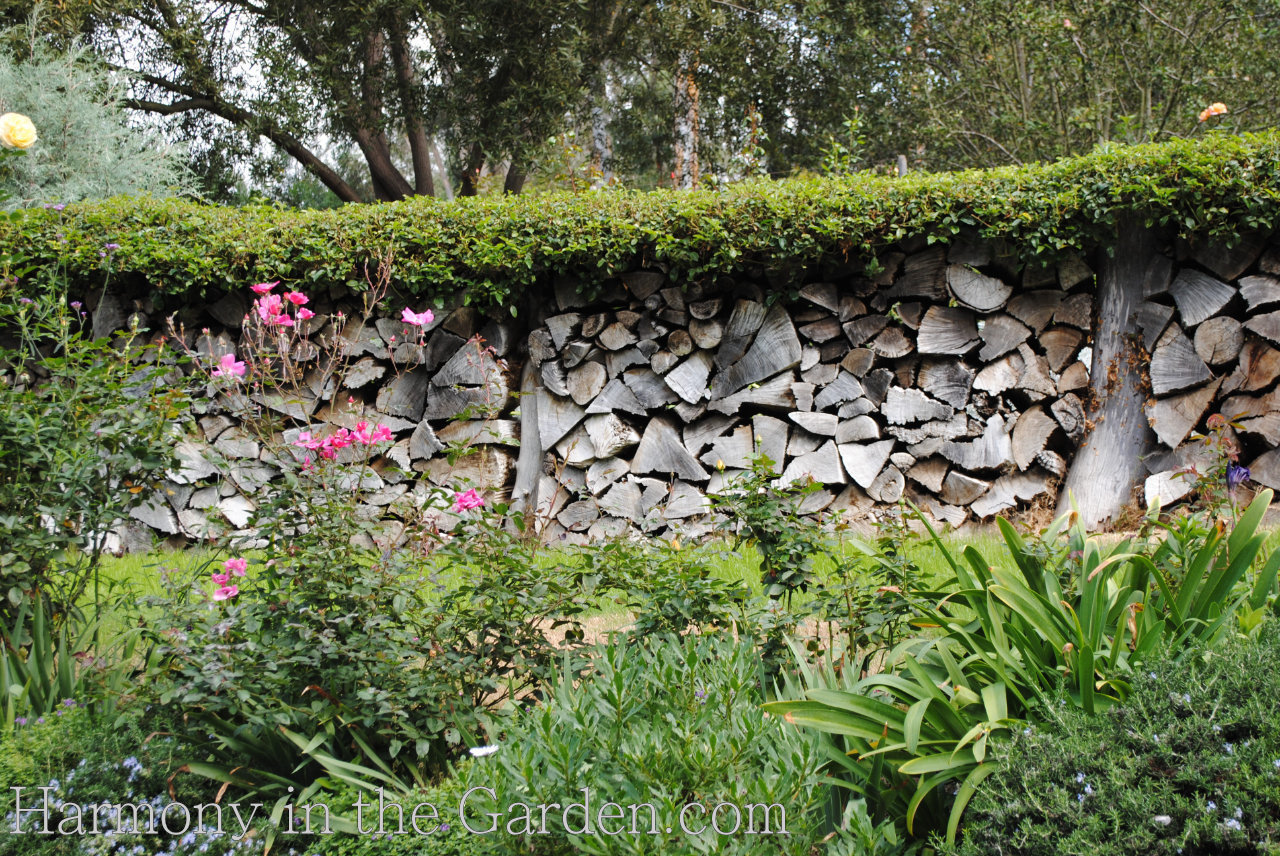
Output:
[1142,254,1174,298]
[780,440,846,487]
[710,304,802,398]
[630,418,708,480]
[546,314,580,349]
[683,414,737,456]
[792,380,816,411]
[1135,301,1175,351]
[1245,310,1280,346]
[814,372,866,410]
[971,469,1050,518]
[1191,231,1266,280]
[581,313,609,339]
[567,362,607,405]
[1040,327,1084,372]
[840,348,874,376]
[701,425,755,469]
[940,471,990,506]
[660,287,685,311]
[621,271,666,299]
[555,424,596,465]
[842,315,889,347]
[908,457,949,492]
[587,378,647,416]
[917,306,979,354]
[1193,317,1243,366]
[800,317,844,343]
[973,352,1025,395]
[1053,293,1093,329]
[537,389,586,448]
[1144,470,1195,507]
[714,300,768,369]
[917,360,975,409]
[1017,343,1058,400]
[887,246,948,301]
[598,480,643,520]
[885,413,971,445]
[598,323,638,351]
[839,296,868,322]
[1150,324,1213,395]
[838,439,895,489]
[624,367,680,409]
[736,415,783,473]
[802,362,838,386]
[897,302,926,330]
[1249,448,1280,490]
[800,282,840,313]
[978,315,1031,362]
[1238,274,1280,311]
[437,419,520,447]
[862,369,894,406]
[1013,406,1057,471]
[1223,340,1280,394]
[541,361,569,396]
[1057,361,1089,394]
[689,317,724,350]
[650,350,679,375]
[884,387,952,424]
[1007,290,1065,333]
[664,351,714,404]
[1168,269,1236,326]
[790,411,838,436]
[868,466,905,503]
[947,264,1012,311]
[375,371,430,420]
[689,298,722,320]
[836,415,880,443]
[872,327,914,358]
[1146,378,1221,448]
[605,346,647,378]
[663,482,710,519]
[1058,255,1094,289]
[558,500,599,532]
[562,340,593,368]
[1036,449,1066,478]
[709,372,797,415]
[838,398,875,418]
[585,413,641,458]
[1051,393,1087,441]
[587,457,629,495]
[940,415,1012,471]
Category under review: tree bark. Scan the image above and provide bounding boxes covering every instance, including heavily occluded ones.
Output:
[1058,218,1159,527]
[458,142,485,197]
[503,163,527,195]
[388,13,435,197]
[673,49,700,189]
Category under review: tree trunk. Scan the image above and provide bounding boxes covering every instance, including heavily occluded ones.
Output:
[1058,218,1159,527]
[589,70,613,187]
[673,49,700,189]
[388,14,435,197]
[458,143,485,197]
[504,163,527,195]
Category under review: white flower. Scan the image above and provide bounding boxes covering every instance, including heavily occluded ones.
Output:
[469,745,499,757]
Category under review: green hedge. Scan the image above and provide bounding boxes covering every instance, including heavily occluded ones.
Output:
[8,131,1280,309]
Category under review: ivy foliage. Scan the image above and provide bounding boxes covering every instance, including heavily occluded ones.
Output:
[8,131,1280,309]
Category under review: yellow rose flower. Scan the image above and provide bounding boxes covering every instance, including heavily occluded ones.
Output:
[0,113,37,150]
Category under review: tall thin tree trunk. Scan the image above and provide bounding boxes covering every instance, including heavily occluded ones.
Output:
[458,142,485,197]
[389,14,434,197]
[504,163,527,195]
[589,71,613,187]
[432,139,455,200]
[673,49,700,189]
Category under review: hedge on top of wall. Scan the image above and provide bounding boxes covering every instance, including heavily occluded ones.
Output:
[7,131,1280,309]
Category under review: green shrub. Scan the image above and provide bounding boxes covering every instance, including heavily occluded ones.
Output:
[950,628,1280,856]
[6,132,1280,307]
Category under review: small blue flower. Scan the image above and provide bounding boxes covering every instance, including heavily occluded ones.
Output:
[1225,818,1242,831]
[1207,800,1218,812]
[1227,464,1251,491]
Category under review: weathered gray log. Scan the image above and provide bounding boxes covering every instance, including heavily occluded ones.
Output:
[814,372,866,410]
[555,422,596,466]
[753,414,789,473]
[507,361,543,515]
[1191,231,1266,280]
[1239,274,1280,311]
[897,302,926,330]
[683,414,737,455]
[437,418,520,447]
[1193,317,1243,366]
[660,286,686,311]
[839,295,868,322]
[701,425,755,469]
[650,350,679,375]
[836,415,880,443]
[1036,449,1066,478]
[664,351,714,404]
[973,352,1024,395]
[709,371,797,415]
[598,323,638,351]
[689,317,724,349]
[948,264,1013,311]
[978,315,1031,362]
[917,306,979,354]
[800,282,840,313]
[1054,293,1093,329]
[940,470,990,505]
[605,346,647,378]
[884,387,952,425]
[885,412,971,445]
[714,300,768,369]
[581,313,609,339]
[537,389,585,448]
[862,369,894,406]
[1245,310,1280,346]
[1150,324,1213,395]
[342,357,386,389]
[802,362,838,386]
[1224,340,1280,394]
[790,411,838,436]
[624,367,680,409]
[1135,301,1175,351]
[916,360,973,409]
[792,380,816,411]
[1040,327,1084,372]
[1013,406,1057,471]
[838,439,895,489]
[868,466,905,503]
[567,361,607,405]
[562,340,593,368]
[663,482,710,519]
[630,418,708,480]
[1168,269,1235,326]
[584,413,641,458]
[1058,362,1088,395]
[375,371,430,420]
[887,246,948,301]
[800,317,844,343]
[545,314,580,349]
[1007,290,1065,332]
[1017,343,1057,400]
[423,445,516,493]
[527,329,556,365]
[780,440,846,487]
[1146,378,1221,449]
[940,415,1012,471]
[839,398,876,419]
[1058,255,1094,289]
[558,500,599,532]
[890,451,916,470]
[710,304,802,398]
[972,470,1050,518]
[1249,448,1280,490]
[598,480,643,519]
[587,458,629,496]
[908,457,949,492]
[586,378,647,416]
[872,328,914,358]
[1144,470,1195,507]
[842,315,890,347]
[541,361,569,397]
[409,421,443,459]
[1058,218,1159,527]
[840,348,875,376]
[689,298,722,320]
[667,329,694,357]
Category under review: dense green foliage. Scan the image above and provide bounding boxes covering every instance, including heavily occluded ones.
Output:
[10,132,1280,308]
[951,628,1280,856]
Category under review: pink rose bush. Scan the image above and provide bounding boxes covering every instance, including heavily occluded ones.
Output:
[210,557,249,603]
[453,488,485,512]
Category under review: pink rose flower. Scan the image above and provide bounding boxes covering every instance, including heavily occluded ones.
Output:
[251,281,278,295]
[370,425,393,443]
[211,572,230,585]
[453,488,485,512]
[283,291,309,305]
[212,585,239,602]
[272,314,295,328]
[297,308,315,321]
[210,353,246,379]
[255,293,284,321]
[223,557,248,576]
[401,307,434,327]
